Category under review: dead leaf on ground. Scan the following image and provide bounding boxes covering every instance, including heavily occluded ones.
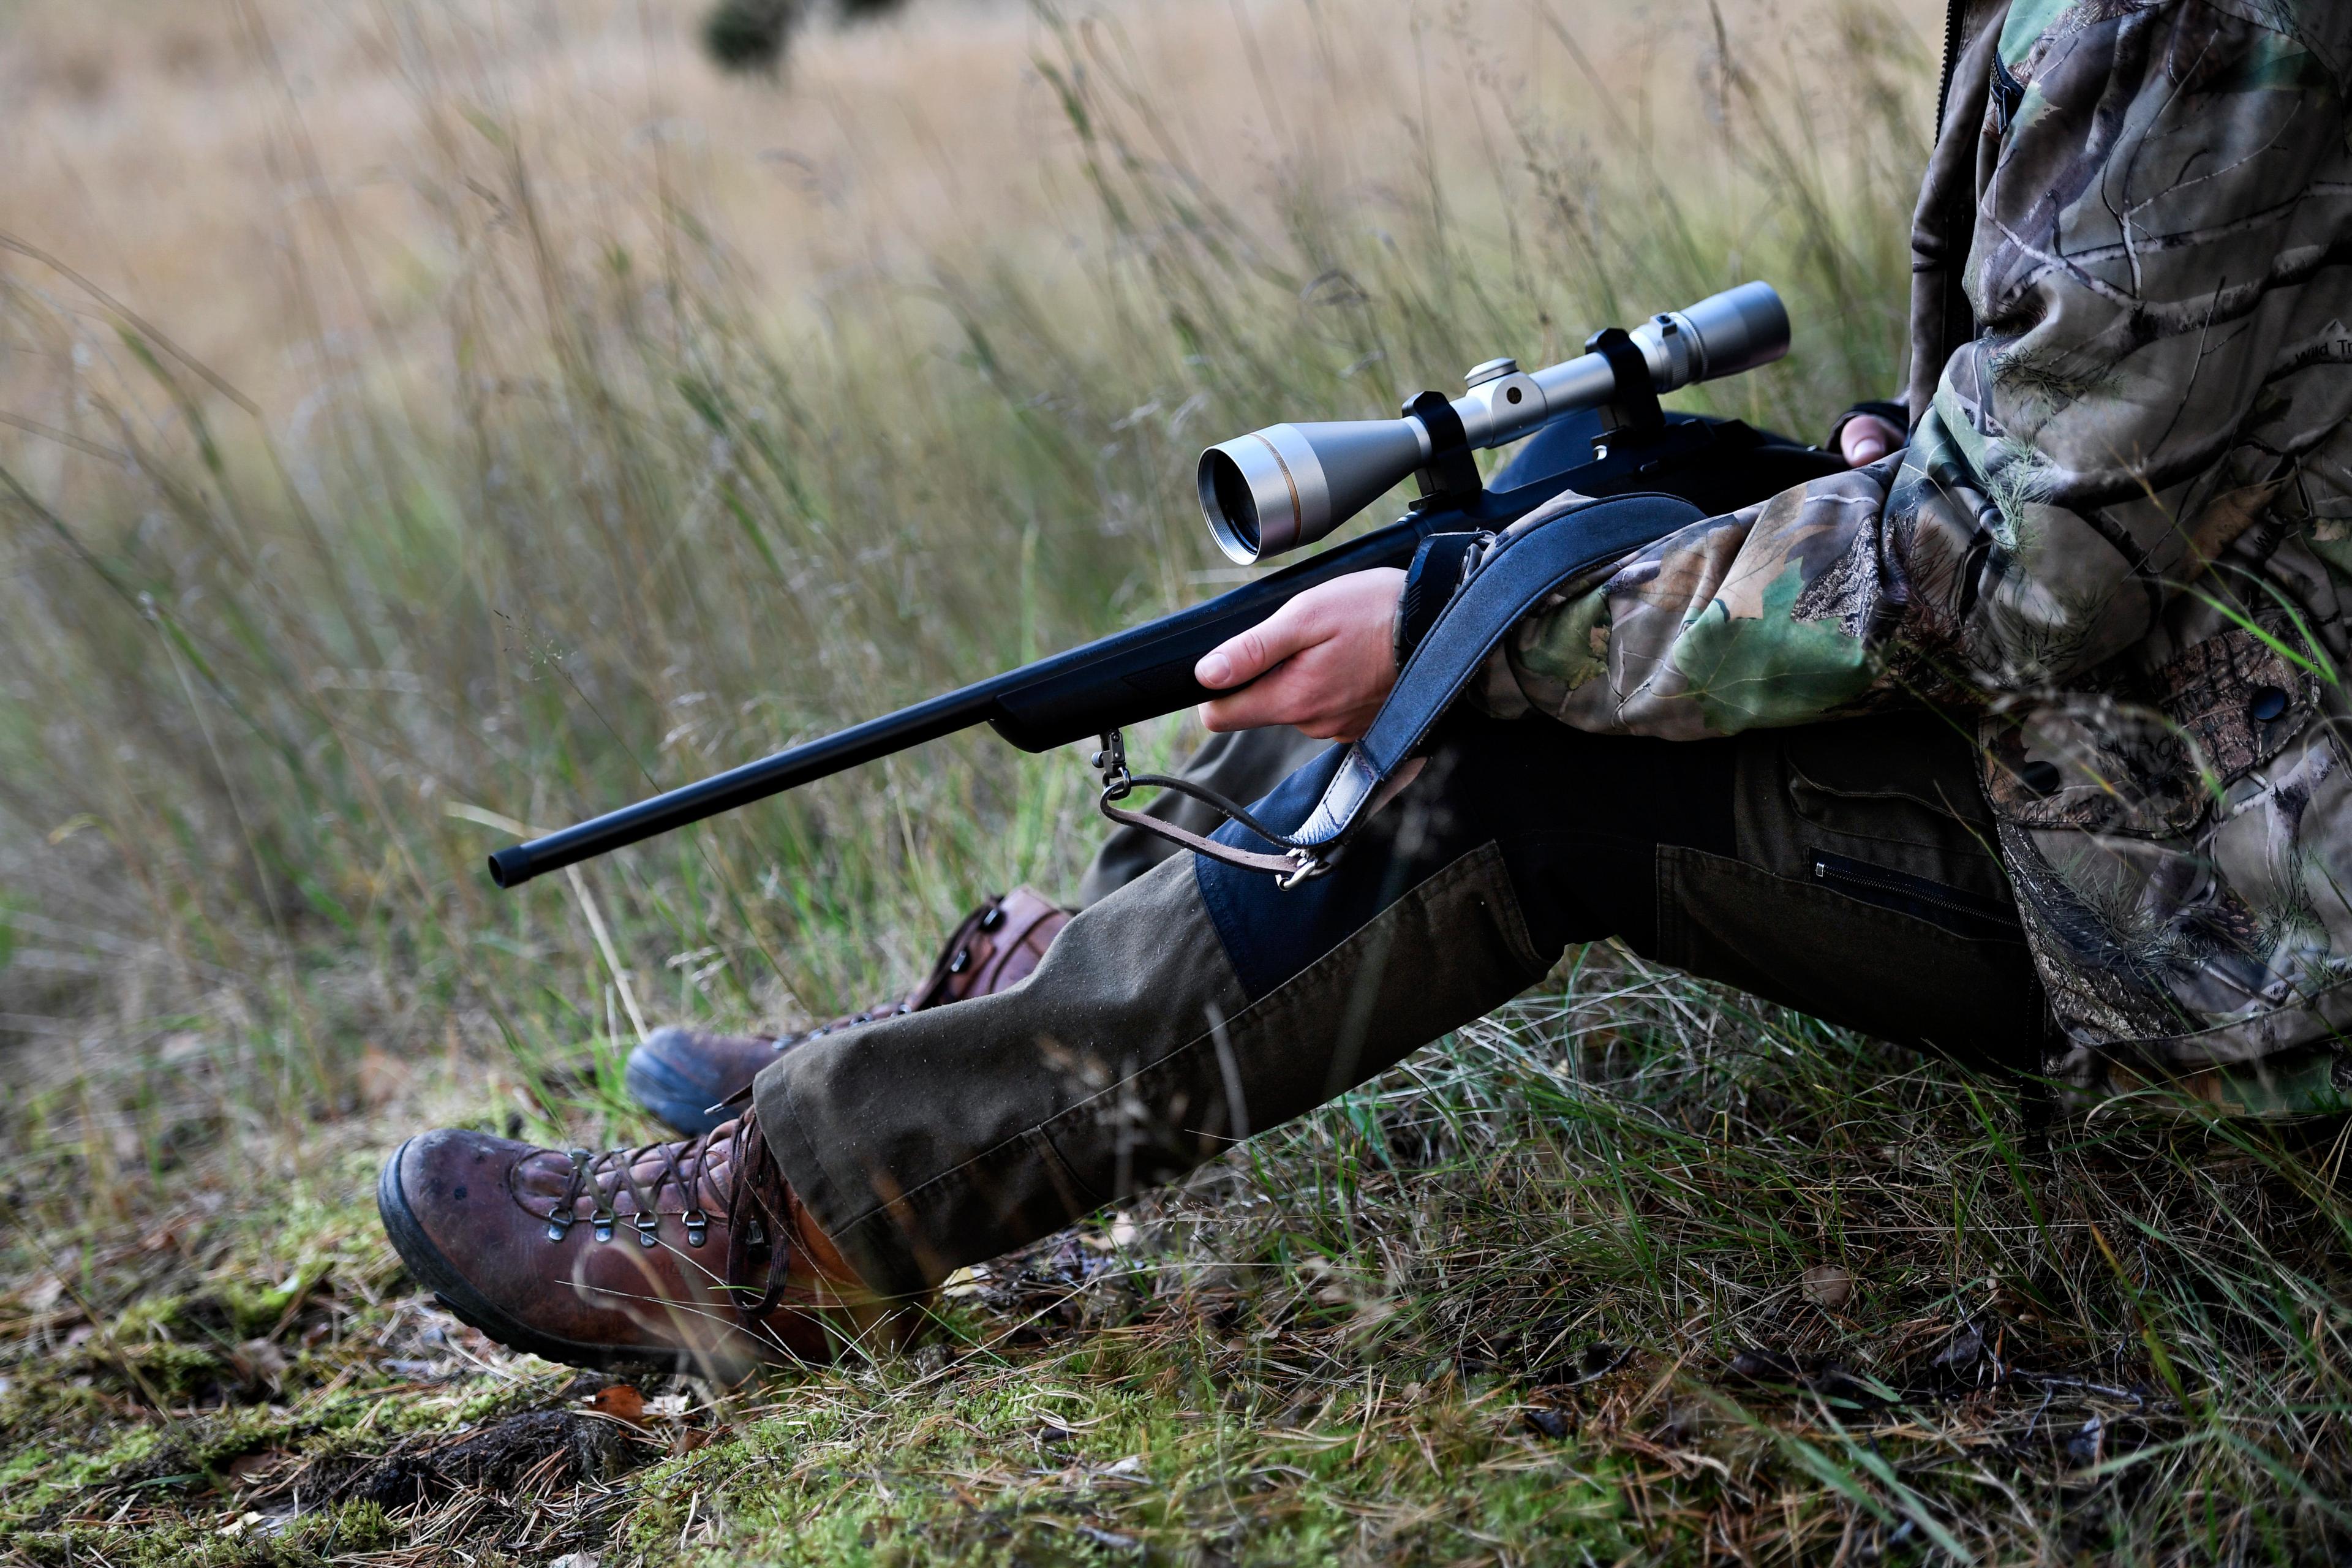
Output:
[588,1384,646,1425]
[1934,1322,1985,1373]
[1523,1407,1570,1439]
[230,1338,288,1389]
[1801,1263,1855,1310]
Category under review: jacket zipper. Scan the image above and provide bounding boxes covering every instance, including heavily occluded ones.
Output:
[1811,852,2013,931]
[1932,0,1966,136]
[1926,0,1979,381]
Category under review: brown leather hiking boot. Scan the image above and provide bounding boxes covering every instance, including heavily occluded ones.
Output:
[376,1110,917,1379]
[625,887,1071,1136]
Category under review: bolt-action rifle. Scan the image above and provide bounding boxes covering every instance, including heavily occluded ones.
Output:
[486,281,1840,890]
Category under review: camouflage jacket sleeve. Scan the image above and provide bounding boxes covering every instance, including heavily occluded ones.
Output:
[1488,1,2352,741]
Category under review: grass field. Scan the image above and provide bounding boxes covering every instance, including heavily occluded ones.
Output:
[6,0,2352,1562]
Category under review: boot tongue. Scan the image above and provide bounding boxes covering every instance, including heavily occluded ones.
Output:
[717,1112,783,1248]
[688,1118,744,1215]
[719,1107,801,1320]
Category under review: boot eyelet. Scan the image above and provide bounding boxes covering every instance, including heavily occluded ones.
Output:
[549,1148,592,1243]
[683,1209,710,1247]
[592,1198,617,1243]
[634,1211,662,1248]
[979,905,1005,931]
[948,946,971,974]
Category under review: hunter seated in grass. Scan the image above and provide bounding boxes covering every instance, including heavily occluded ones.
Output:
[377,0,2352,1378]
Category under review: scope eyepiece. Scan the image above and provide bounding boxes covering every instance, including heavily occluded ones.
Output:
[1651,280,1788,386]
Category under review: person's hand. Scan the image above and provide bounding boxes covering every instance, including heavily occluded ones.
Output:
[1840,412,1905,466]
[1194,567,1406,741]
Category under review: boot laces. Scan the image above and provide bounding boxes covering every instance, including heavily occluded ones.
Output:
[542,1120,737,1250]
[538,1117,800,1330]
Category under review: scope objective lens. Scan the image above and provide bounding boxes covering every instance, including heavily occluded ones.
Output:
[1205,450,1262,558]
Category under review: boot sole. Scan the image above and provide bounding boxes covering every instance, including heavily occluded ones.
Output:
[375,1138,725,1378]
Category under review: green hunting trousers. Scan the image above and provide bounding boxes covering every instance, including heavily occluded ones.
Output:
[754,710,2043,1297]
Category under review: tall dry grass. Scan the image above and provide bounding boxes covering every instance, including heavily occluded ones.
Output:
[21,3,2348,1562]
[0,0,1934,1125]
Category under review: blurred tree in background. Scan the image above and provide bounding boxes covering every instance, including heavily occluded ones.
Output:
[702,0,907,74]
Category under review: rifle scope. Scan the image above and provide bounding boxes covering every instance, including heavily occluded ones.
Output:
[1196,279,1789,564]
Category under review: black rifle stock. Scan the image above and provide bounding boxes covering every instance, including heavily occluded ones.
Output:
[484,413,1838,890]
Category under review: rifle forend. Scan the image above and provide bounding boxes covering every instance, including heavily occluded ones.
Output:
[1195,280,1789,564]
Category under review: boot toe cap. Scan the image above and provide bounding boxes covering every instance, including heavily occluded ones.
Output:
[377,1129,532,1299]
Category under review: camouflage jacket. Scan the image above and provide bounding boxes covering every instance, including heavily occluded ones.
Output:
[1491,0,2352,1114]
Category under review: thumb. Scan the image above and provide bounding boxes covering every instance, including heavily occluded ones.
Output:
[1840,413,1901,467]
[1196,606,1310,690]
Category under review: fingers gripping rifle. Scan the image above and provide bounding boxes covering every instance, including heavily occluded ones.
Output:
[486,281,1838,891]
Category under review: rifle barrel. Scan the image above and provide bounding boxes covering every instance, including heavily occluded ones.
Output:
[486,683,1001,888]
[484,515,1435,889]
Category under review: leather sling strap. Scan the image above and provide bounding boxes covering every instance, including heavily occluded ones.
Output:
[1097,491,1705,884]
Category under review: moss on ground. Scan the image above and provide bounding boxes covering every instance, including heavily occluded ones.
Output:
[8,967,2351,1564]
